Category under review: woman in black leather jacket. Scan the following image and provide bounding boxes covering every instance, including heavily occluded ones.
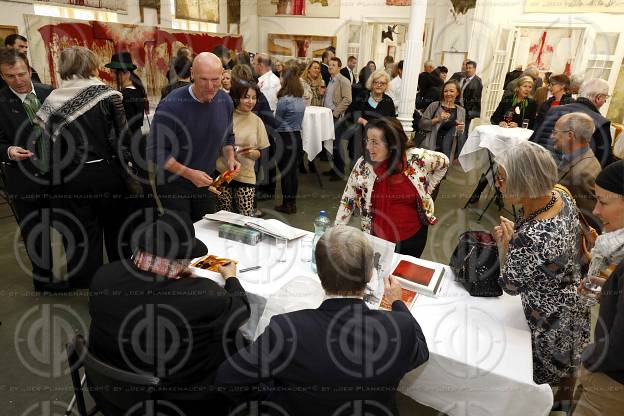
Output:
[37,46,131,289]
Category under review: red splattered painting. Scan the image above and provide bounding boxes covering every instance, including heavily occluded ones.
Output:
[25,15,242,98]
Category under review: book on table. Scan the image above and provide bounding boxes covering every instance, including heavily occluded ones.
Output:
[204,210,307,241]
[390,255,446,297]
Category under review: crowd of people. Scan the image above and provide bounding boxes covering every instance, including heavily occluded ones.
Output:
[0,37,622,415]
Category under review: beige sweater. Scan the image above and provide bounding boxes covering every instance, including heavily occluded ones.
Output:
[216,110,270,185]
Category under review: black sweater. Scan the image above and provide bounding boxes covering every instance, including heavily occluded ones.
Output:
[347,91,396,122]
[582,261,624,384]
[490,93,538,129]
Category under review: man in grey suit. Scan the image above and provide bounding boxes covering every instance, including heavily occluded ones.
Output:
[552,112,602,230]
[322,57,352,181]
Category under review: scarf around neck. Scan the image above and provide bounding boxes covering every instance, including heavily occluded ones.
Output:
[36,76,121,141]
[587,227,624,279]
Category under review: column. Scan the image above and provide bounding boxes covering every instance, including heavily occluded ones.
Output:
[397,0,428,133]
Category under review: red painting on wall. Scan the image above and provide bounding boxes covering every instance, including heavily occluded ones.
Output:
[25,15,242,98]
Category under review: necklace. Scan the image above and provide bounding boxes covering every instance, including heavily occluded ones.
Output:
[371,94,383,102]
[515,192,557,229]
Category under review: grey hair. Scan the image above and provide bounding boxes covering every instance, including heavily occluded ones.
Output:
[569,74,583,91]
[59,46,99,80]
[579,78,609,101]
[315,225,374,295]
[424,60,435,68]
[558,112,595,144]
[497,141,558,199]
[523,66,540,79]
[366,69,391,91]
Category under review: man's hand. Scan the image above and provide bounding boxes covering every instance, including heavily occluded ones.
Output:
[384,275,403,305]
[508,122,519,128]
[8,146,33,161]
[498,121,509,128]
[357,117,368,126]
[186,169,213,188]
[217,262,237,280]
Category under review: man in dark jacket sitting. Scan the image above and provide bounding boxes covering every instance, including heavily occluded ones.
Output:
[88,211,250,415]
[216,225,429,416]
[531,78,613,167]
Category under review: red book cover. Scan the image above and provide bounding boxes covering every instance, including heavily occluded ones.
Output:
[380,287,418,311]
[392,260,435,286]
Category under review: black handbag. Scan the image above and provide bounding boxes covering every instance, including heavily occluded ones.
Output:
[449,231,502,297]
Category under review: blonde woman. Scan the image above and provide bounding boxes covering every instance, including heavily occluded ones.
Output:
[221,69,232,93]
[300,60,325,107]
[491,75,538,129]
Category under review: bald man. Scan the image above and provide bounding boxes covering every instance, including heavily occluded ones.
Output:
[147,52,241,222]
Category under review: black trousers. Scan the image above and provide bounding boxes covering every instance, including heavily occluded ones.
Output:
[276,130,301,203]
[257,133,277,198]
[394,225,429,259]
[3,164,55,288]
[52,162,128,288]
[156,178,216,223]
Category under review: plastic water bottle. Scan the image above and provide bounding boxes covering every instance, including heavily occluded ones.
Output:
[311,210,331,273]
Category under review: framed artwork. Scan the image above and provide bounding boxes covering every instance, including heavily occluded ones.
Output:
[175,0,219,23]
[25,14,241,97]
[525,0,624,13]
[0,25,18,46]
[258,0,340,18]
[267,34,336,58]
[441,51,468,73]
[7,0,127,13]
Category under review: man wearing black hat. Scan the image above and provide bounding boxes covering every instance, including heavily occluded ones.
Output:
[88,211,250,415]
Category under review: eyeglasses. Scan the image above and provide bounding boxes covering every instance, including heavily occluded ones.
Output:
[598,94,611,99]
[551,129,573,135]
[373,81,387,86]
[495,173,506,183]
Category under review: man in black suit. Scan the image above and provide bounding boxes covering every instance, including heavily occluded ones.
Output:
[216,225,429,416]
[88,212,250,416]
[503,65,523,90]
[340,55,357,85]
[0,48,68,292]
[454,60,483,154]
[532,78,613,167]
[320,49,334,87]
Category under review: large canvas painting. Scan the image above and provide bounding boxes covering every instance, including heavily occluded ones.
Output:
[8,0,127,13]
[525,0,624,13]
[175,0,219,23]
[267,34,336,58]
[24,15,242,99]
[258,0,340,18]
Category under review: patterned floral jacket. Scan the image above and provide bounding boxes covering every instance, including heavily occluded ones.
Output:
[335,148,449,233]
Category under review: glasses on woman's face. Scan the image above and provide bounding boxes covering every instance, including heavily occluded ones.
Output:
[373,80,387,86]
[364,138,386,148]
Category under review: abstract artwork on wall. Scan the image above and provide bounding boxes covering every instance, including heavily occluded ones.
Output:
[7,0,128,13]
[24,15,242,99]
[525,0,624,13]
[267,34,336,58]
[258,0,340,18]
[0,25,18,46]
[175,0,219,23]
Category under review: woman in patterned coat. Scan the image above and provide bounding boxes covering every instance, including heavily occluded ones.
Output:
[493,141,590,408]
[335,117,448,258]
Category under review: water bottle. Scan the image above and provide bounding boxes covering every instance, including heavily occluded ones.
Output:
[311,210,331,273]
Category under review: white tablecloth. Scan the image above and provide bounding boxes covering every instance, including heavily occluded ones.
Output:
[301,106,335,160]
[193,219,552,416]
[459,125,533,172]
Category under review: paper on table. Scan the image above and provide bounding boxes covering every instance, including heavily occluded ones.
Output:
[204,211,307,240]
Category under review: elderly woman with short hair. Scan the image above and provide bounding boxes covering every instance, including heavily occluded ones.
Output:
[349,69,396,126]
[336,117,448,258]
[494,141,590,407]
[491,75,538,129]
[535,73,573,125]
[37,46,130,289]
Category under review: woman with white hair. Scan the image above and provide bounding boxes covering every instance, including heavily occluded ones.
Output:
[349,69,396,126]
[494,141,590,407]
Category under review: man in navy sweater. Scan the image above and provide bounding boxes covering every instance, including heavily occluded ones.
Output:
[148,52,240,222]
